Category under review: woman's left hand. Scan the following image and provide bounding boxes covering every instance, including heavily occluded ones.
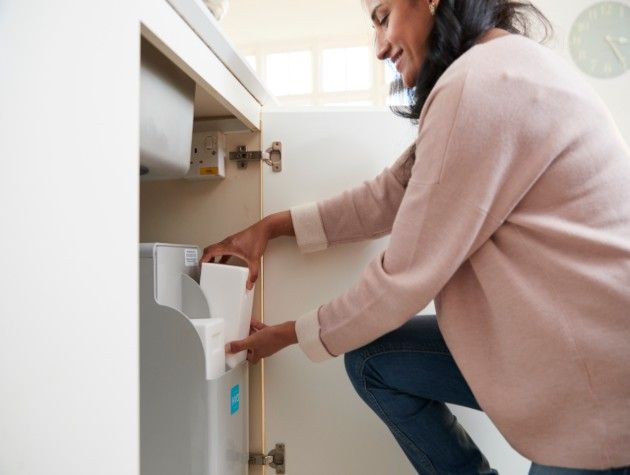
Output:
[226,319,298,365]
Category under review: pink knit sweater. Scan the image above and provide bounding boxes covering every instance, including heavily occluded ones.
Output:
[290,34,630,469]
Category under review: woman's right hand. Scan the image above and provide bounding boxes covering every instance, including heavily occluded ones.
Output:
[200,220,270,291]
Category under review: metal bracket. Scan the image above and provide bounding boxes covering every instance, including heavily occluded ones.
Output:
[229,141,282,172]
[249,443,285,473]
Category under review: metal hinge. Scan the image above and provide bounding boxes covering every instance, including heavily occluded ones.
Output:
[229,141,282,172]
[249,443,285,473]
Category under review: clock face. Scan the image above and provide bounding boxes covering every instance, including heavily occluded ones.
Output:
[569,1,630,78]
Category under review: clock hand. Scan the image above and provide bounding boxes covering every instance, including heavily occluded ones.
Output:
[605,34,627,68]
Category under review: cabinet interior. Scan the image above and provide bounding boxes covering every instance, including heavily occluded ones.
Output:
[139,32,261,253]
[138,30,265,469]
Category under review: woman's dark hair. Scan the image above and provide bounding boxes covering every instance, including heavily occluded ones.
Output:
[390,0,553,122]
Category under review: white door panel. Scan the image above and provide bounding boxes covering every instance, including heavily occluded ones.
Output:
[261,108,528,474]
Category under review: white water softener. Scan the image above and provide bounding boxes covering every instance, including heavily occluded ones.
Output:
[139,243,255,475]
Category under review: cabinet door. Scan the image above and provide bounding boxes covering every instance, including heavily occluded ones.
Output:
[260,108,529,474]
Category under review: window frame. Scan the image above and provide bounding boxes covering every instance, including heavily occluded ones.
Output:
[237,35,392,106]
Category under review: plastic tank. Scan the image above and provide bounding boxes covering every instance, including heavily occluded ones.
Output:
[140,39,195,180]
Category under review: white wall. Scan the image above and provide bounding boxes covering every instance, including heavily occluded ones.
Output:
[0,2,139,474]
[222,0,371,44]
[533,0,629,142]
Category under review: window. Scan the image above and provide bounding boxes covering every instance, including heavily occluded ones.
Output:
[238,40,392,106]
[265,50,313,96]
[245,55,257,72]
[322,46,371,92]
[324,100,373,106]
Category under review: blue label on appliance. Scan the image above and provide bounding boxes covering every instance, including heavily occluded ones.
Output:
[230,384,240,415]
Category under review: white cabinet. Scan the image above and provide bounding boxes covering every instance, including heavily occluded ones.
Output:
[1,2,140,475]
[138,1,269,474]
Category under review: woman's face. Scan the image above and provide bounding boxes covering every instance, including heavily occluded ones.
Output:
[365,0,436,87]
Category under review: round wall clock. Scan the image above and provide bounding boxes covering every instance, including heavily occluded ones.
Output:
[569,1,630,78]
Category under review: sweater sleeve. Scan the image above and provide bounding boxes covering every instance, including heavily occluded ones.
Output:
[289,145,414,254]
[295,64,570,362]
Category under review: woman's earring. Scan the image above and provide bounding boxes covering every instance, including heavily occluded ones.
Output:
[429,1,438,16]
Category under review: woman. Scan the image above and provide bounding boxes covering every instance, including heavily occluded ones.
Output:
[201,0,630,473]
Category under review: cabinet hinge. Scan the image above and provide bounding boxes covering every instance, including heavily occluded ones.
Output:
[229,141,282,172]
[248,443,285,473]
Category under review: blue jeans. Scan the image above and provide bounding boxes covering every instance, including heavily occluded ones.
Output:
[343,315,630,475]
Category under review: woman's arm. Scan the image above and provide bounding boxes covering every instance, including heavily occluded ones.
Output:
[295,60,568,362]
[262,210,295,239]
[226,319,297,365]
[288,147,414,255]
